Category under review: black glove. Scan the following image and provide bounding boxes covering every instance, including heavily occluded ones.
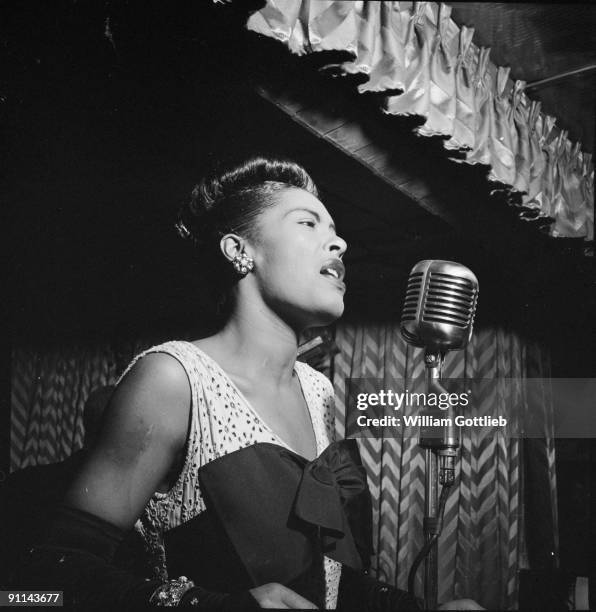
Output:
[12,504,257,611]
[338,566,421,611]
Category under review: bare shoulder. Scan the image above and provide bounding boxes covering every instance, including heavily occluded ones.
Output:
[108,351,191,447]
[119,351,191,391]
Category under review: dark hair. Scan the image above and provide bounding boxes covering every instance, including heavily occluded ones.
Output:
[176,156,318,250]
[176,156,319,314]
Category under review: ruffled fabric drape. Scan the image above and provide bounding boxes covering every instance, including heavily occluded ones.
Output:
[457,46,493,167]
[519,101,546,214]
[443,25,475,152]
[382,3,431,118]
[414,3,456,139]
[521,113,557,219]
[352,3,406,94]
[511,80,531,195]
[488,66,517,187]
[246,0,594,243]
[331,322,557,610]
[546,130,569,230]
[328,2,386,83]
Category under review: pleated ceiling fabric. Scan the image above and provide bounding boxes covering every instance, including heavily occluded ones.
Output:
[247,1,594,243]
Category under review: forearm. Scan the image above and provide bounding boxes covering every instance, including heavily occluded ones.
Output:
[11,504,156,610]
[12,505,257,611]
[338,566,421,612]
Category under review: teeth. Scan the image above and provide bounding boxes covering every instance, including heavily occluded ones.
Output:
[323,268,339,279]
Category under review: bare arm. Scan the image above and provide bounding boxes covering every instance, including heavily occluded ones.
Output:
[30,353,316,609]
[65,353,190,528]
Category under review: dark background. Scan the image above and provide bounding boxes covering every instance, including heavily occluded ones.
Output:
[4,0,595,577]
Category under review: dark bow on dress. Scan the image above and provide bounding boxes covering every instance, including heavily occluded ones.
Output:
[196,439,373,587]
[291,440,372,568]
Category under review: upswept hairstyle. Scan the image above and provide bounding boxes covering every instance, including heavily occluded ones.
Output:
[176,156,318,250]
[175,156,319,314]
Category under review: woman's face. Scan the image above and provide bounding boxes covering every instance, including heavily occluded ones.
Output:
[248,188,347,330]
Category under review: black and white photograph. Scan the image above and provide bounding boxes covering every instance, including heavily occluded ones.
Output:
[3,2,595,610]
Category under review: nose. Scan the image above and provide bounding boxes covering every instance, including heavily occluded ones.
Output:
[328,234,348,259]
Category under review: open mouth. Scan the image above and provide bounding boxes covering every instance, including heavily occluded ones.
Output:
[320,259,346,283]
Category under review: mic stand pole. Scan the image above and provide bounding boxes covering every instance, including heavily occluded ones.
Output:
[421,351,459,610]
[423,446,439,610]
[422,351,441,610]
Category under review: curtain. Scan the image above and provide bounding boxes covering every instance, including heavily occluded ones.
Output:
[331,321,557,610]
[9,339,152,471]
[246,1,594,244]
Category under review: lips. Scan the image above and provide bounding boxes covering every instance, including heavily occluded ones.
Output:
[320,259,346,283]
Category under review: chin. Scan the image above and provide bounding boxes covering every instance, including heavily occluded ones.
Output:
[311,300,345,326]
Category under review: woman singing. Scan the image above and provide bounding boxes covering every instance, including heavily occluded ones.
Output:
[19,157,481,610]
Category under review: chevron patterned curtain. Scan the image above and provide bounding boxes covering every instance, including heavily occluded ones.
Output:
[9,339,152,472]
[332,322,557,610]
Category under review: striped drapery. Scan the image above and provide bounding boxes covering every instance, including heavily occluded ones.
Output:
[332,322,557,610]
[246,1,594,243]
[9,339,150,472]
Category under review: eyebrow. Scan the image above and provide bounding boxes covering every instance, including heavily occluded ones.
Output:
[285,207,336,232]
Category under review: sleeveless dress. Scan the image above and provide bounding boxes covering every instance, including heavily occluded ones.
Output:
[118,340,343,609]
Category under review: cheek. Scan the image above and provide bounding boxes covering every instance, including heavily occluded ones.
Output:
[257,236,313,286]
[263,258,313,297]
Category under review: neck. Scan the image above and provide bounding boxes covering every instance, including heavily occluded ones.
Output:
[211,293,301,387]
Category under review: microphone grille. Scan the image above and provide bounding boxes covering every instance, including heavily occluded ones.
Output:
[401,271,423,320]
[400,260,479,351]
[422,271,477,328]
[401,271,424,343]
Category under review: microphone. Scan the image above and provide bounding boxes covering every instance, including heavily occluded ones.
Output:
[400,260,479,353]
[401,261,479,607]
[400,260,479,481]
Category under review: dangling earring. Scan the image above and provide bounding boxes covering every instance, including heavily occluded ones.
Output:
[232,252,254,276]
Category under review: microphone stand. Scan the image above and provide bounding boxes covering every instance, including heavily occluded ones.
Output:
[401,259,477,608]
[413,350,459,609]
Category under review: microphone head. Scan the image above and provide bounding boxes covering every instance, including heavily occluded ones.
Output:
[400,260,479,352]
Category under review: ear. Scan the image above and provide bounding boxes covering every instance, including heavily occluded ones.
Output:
[219,233,245,263]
